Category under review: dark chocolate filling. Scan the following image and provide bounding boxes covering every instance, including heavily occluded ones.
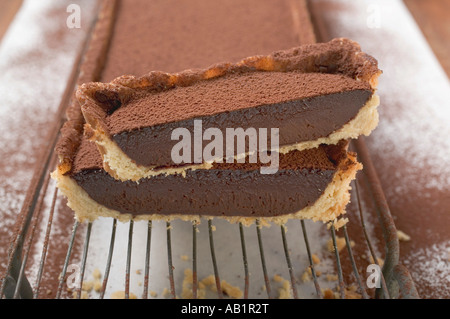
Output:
[72,167,334,217]
[71,144,344,217]
[111,89,371,168]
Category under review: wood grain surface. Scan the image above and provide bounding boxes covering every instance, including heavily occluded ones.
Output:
[404,0,450,77]
[0,0,22,44]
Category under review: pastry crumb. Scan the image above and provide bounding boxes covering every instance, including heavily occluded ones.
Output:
[82,280,94,292]
[272,274,291,299]
[369,256,385,267]
[93,280,102,292]
[221,280,243,299]
[311,254,320,265]
[92,268,102,280]
[322,288,335,299]
[110,291,137,299]
[326,274,338,282]
[397,230,411,242]
[181,268,242,299]
[72,290,89,299]
[327,236,347,253]
[301,270,311,283]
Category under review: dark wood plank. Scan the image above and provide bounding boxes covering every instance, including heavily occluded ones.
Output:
[0,0,23,44]
[404,0,450,77]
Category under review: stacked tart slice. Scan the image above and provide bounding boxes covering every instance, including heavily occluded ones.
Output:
[52,0,381,226]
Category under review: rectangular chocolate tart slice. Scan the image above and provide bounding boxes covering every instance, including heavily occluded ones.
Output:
[52,140,360,225]
[78,38,381,181]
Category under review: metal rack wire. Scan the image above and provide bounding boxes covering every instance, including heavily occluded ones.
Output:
[0,137,419,299]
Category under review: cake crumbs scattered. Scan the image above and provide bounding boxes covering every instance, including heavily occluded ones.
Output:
[181,268,243,299]
[327,236,353,253]
[311,254,321,265]
[327,218,349,230]
[162,287,171,298]
[326,274,338,282]
[72,290,89,299]
[322,285,362,299]
[301,270,311,283]
[93,280,102,292]
[344,285,363,299]
[92,268,102,280]
[273,274,291,299]
[322,288,335,299]
[221,280,243,299]
[82,280,94,292]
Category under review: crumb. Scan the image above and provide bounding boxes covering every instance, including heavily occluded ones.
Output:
[92,268,102,280]
[82,280,94,292]
[344,285,362,299]
[327,237,346,253]
[110,291,137,299]
[312,254,320,265]
[326,274,338,282]
[211,225,216,231]
[272,275,291,299]
[369,256,385,267]
[162,288,170,298]
[322,288,335,299]
[257,219,271,228]
[93,280,102,292]
[397,230,411,242]
[136,269,142,275]
[273,274,283,283]
[72,290,89,299]
[301,270,311,283]
[180,255,189,261]
[335,218,349,229]
[46,289,52,296]
[200,275,216,287]
[149,291,157,298]
[221,280,243,299]
[181,268,195,299]
[181,269,243,299]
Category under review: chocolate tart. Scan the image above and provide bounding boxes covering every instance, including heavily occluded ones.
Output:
[78,38,380,181]
[52,0,372,225]
[52,140,360,225]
